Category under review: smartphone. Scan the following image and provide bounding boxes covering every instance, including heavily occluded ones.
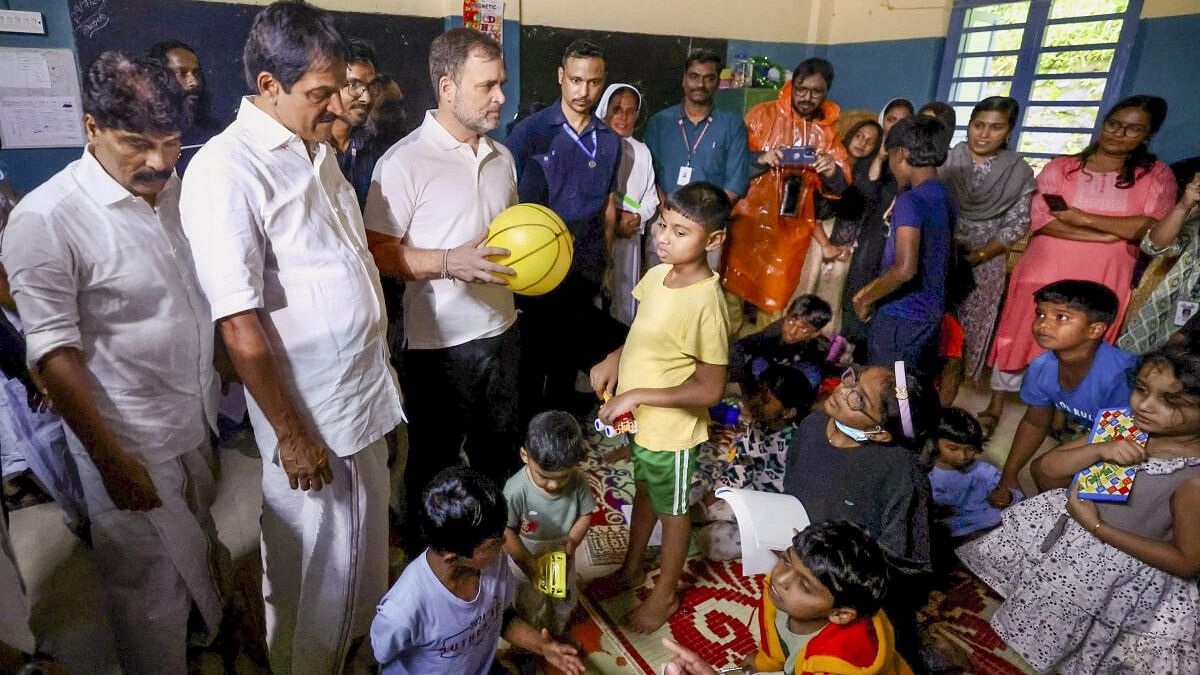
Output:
[1042,193,1069,211]
[780,145,818,166]
[780,175,803,216]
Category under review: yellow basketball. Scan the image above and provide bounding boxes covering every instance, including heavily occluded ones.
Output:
[485,203,574,296]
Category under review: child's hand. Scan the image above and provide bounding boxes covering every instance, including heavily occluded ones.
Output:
[660,638,719,675]
[589,351,621,399]
[988,476,1019,508]
[1182,173,1200,211]
[538,629,585,675]
[851,289,873,322]
[598,390,639,424]
[1097,439,1147,466]
[708,423,737,447]
[1066,480,1101,532]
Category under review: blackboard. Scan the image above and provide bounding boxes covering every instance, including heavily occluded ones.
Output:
[67,0,442,128]
[519,24,727,133]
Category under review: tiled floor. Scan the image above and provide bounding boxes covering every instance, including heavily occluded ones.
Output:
[7,379,1052,673]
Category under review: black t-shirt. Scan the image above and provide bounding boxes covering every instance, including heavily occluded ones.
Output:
[782,411,931,574]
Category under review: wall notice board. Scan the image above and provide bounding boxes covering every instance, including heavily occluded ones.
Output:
[67,0,443,129]
[0,47,86,149]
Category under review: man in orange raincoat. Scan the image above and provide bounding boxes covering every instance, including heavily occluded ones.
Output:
[724,58,851,314]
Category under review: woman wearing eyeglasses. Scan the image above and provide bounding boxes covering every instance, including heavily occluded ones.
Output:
[987,96,1177,421]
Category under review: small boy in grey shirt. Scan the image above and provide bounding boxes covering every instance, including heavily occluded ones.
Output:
[503,411,596,635]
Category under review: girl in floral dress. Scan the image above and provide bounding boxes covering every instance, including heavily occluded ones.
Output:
[958,344,1200,674]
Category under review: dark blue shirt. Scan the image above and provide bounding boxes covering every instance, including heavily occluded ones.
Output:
[336,127,382,210]
[505,100,621,285]
[644,103,750,198]
[878,179,953,323]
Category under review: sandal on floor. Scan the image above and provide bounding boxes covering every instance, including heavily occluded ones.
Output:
[976,411,1000,440]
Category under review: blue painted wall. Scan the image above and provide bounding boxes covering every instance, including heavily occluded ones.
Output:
[1122,14,1200,164]
[827,38,944,113]
[0,0,82,194]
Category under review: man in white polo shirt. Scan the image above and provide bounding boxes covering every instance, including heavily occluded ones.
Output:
[364,28,519,550]
[1,52,221,674]
[179,3,404,673]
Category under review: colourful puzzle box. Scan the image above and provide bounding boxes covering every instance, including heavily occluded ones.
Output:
[1074,407,1146,503]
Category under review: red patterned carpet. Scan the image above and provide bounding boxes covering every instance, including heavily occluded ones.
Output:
[567,435,1033,674]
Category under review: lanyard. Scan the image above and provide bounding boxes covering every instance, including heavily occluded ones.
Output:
[561,123,599,168]
[678,115,713,166]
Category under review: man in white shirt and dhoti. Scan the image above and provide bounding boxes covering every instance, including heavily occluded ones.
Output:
[0,52,223,674]
[179,3,403,673]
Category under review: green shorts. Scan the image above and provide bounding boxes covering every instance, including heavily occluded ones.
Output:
[631,439,698,516]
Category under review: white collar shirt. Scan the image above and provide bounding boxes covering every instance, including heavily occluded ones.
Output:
[179,97,404,458]
[364,110,518,350]
[0,149,217,464]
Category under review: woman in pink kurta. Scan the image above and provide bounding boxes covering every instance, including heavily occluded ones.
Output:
[987,96,1177,380]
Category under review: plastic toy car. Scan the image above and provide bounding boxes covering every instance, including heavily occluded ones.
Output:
[536,551,568,598]
[594,412,637,438]
[595,392,638,438]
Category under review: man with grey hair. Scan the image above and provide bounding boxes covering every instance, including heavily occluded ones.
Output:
[1,51,221,674]
[180,3,403,672]
[364,27,520,552]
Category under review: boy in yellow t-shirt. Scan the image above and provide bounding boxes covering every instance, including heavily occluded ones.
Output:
[590,181,733,633]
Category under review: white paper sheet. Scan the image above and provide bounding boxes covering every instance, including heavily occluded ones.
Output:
[715,487,810,575]
[0,51,51,89]
[0,96,85,148]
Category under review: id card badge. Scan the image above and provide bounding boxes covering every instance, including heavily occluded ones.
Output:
[676,165,693,186]
[1175,300,1199,327]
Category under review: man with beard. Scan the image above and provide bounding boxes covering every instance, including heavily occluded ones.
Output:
[147,40,223,174]
[331,39,380,209]
[179,3,404,672]
[364,28,520,550]
[366,74,409,150]
[723,57,851,318]
[505,38,627,422]
[1,52,222,674]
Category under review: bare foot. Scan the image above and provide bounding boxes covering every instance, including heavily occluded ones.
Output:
[601,444,632,463]
[625,591,679,634]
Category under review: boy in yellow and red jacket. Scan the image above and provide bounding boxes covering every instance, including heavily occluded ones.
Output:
[663,520,911,675]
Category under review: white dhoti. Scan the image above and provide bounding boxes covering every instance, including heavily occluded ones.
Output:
[68,435,224,675]
[0,510,35,656]
[260,437,389,675]
[611,235,642,326]
[795,218,851,336]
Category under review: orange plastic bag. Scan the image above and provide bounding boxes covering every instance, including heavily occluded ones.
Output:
[723,167,822,312]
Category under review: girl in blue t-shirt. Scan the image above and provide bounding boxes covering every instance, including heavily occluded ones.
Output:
[851,116,954,370]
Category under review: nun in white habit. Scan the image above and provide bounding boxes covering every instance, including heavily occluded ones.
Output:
[597,83,661,326]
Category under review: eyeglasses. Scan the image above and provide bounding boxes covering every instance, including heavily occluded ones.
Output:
[1102,119,1149,137]
[840,367,883,426]
[793,85,827,99]
[343,78,378,98]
